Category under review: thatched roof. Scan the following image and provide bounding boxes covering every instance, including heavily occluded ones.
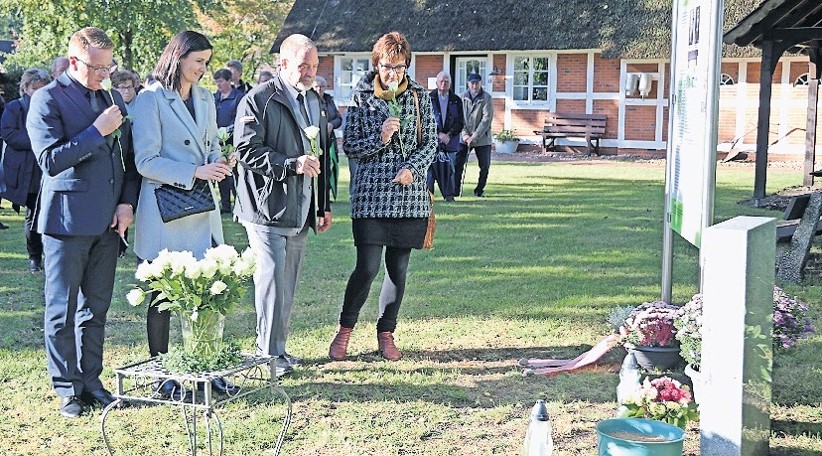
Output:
[724,0,822,54]
[273,0,763,59]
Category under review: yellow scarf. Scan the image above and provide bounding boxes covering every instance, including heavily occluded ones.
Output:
[373,74,409,101]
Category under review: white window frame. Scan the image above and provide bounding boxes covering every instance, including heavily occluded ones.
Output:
[508,53,555,108]
[334,54,371,105]
[454,57,489,93]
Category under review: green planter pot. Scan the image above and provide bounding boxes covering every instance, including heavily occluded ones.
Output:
[625,344,683,371]
[596,418,685,456]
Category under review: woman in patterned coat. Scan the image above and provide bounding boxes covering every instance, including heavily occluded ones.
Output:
[329,31,437,361]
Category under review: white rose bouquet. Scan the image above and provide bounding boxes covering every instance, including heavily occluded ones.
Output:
[128,244,256,317]
[127,245,256,372]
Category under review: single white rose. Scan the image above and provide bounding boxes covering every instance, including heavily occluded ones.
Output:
[184,261,202,280]
[101,78,112,91]
[217,127,230,142]
[241,247,256,263]
[387,81,399,92]
[210,280,228,295]
[200,259,219,278]
[148,261,166,279]
[135,260,153,281]
[154,249,172,269]
[126,289,145,306]
[303,125,320,140]
[206,244,238,263]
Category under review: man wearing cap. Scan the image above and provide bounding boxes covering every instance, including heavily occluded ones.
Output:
[456,72,493,197]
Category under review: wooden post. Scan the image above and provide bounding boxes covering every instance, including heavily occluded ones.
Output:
[753,42,777,200]
[803,47,821,187]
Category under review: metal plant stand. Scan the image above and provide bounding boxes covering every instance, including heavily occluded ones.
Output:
[101,354,291,456]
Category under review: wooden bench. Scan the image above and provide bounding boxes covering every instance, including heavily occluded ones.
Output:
[534,112,607,155]
[777,194,822,242]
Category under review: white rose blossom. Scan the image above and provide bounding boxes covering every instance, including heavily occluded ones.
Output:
[126,289,145,306]
[210,280,228,295]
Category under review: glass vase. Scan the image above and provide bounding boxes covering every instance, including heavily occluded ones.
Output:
[178,310,225,359]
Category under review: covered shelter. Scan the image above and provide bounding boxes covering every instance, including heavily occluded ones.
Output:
[724,0,822,199]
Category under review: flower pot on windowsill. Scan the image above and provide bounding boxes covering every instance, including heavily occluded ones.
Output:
[493,139,519,154]
[624,343,683,371]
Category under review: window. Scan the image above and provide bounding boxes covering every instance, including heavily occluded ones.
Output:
[513,56,550,102]
[719,73,735,85]
[795,73,809,87]
[336,56,371,103]
[455,57,487,92]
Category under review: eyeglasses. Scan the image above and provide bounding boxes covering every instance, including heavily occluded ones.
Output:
[379,63,407,74]
[115,85,135,91]
[74,56,116,75]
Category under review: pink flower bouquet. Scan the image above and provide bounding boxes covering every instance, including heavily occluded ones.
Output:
[621,376,699,429]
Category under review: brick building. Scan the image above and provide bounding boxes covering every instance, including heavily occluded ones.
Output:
[274,0,815,158]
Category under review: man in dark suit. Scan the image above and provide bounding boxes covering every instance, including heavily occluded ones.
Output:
[27,27,138,419]
[428,71,464,202]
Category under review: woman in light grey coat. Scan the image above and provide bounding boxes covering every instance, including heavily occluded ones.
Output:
[131,32,232,394]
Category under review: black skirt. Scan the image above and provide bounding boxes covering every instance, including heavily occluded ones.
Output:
[352,218,428,249]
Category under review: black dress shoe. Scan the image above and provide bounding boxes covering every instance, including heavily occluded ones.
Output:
[0,222,8,230]
[210,377,240,395]
[157,380,190,401]
[81,388,116,408]
[60,396,85,418]
[28,259,42,272]
[283,352,302,366]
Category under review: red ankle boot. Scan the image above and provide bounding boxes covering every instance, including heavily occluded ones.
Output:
[377,331,402,360]
[329,326,353,361]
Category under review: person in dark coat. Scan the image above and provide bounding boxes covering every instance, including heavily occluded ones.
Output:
[312,76,341,200]
[213,67,243,213]
[27,27,139,419]
[0,92,7,231]
[233,33,333,377]
[328,31,436,362]
[0,68,51,271]
[428,71,463,201]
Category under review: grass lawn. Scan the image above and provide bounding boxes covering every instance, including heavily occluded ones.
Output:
[0,156,820,455]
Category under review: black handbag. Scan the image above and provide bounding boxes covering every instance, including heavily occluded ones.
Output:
[154,178,216,223]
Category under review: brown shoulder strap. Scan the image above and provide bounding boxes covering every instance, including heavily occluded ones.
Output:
[413,89,422,144]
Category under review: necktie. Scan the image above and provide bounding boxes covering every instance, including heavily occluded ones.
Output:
[90,90,100,113]
[296,93,310,125]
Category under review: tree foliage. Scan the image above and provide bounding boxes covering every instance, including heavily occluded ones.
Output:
[0,0,293,87]
[198,0,293,82]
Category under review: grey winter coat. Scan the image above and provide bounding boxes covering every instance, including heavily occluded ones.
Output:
[461,89,494,147]
[343,72,437,219]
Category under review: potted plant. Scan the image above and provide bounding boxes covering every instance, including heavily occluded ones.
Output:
[675,287,814,403]
[493,129,520,154]
[620,301,683,371]
[126,245,256,373]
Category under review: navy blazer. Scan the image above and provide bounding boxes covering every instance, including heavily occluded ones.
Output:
[1,95,41,206]
[27,72,139,236]
[429,89,464,152]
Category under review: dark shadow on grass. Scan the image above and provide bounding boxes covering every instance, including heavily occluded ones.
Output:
[277,345,622,408]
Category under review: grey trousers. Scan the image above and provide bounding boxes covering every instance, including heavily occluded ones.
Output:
[244,222,309,357]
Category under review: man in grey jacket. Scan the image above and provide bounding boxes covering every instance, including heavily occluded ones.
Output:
[233,34,332,377]
[455,72,494,197]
